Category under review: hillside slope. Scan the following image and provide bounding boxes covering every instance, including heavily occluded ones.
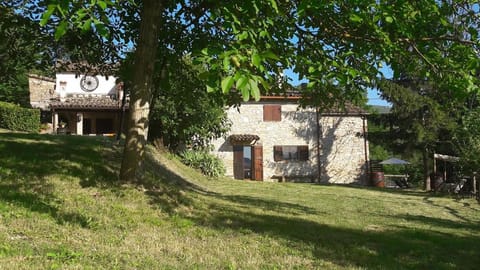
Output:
[0,131,479,269]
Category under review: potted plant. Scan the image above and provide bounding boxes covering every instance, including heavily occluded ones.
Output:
[57,121,67,134]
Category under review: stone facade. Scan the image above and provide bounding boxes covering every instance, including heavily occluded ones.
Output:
[28,74,56,110]
[211,101,370,184]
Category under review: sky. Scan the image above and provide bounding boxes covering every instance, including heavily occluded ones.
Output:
[283,67,392,107]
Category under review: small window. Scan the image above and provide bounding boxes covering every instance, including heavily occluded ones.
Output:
[263,105,281,121]
[274,145,309,161]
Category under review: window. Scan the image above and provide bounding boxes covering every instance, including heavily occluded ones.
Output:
[263,104,281,121]
[273,145,309,161]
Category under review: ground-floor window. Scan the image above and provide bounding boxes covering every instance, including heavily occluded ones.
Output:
[274,145,309,161]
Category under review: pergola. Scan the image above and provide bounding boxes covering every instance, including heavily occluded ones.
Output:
[379,157,410,188]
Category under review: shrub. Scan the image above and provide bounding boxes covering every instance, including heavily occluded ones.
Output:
[180,150,226,178]
[0,101,40,133]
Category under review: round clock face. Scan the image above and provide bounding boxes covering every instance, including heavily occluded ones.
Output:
[80,75,99,92]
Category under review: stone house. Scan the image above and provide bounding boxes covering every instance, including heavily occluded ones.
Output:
[210,95,370,184]
[28,64,127,135]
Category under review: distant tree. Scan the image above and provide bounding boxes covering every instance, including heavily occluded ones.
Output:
[148,57,231,151]
[454,107,480,173]
[0,6,54,106]
[378,76,460,190]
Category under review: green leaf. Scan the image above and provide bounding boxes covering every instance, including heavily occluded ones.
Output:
[262,50,279,60]
[249,79,260,101]
[82,19,92,32]
[221,76,234,94]
[385,16,393,23]
[54,21,68,40]
[269,0,279,13]
[236,75,248,90]
[258,76,269,91]
[348,68,358,77]
[252,53,261,68]
[238,31,248,41]
[223,55,230,70]
[97,0,108,10]
[40,4,56,26]
[241,85,250,101]
[308,66,316,74]
[349,14,363,23]
[95,22,109,37]
[206,84,216,93]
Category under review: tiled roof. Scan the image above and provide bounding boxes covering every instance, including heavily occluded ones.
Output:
[258,93,368,115]
[49,96,128,110]
[229,134,260,144]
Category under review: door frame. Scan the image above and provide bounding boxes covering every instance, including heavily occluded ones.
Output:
[233,144,263,181]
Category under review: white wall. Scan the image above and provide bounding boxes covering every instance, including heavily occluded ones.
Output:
[56,73,118,96]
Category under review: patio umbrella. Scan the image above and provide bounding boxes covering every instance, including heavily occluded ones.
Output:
[379,157,410,165]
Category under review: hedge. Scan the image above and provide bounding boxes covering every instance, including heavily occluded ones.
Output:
[0,101,40,133]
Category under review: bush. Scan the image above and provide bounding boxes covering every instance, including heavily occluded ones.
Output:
[180,150,226,178]
[0,101,40,133]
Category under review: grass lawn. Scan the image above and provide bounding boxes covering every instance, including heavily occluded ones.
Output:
[0,130,479,269]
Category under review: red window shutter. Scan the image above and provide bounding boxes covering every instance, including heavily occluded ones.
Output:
[263,105,272,121]
[253,145,263,181]
[264,105,281,121]
[272,105,281,121]
[274,146,283,161]
[233,145,244,179]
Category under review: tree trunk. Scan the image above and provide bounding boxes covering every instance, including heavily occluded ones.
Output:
[119,0,163,182]
[423,146,431,191]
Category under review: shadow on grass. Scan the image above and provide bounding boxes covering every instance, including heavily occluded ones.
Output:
[341,183,430,198]
[184,195,480,269]
[218,194,320,215]
[0,133,117,185]
[138,150,480,269]
[139,149,208,214]
[389,213,480,231]
[422,196,476,223]
[0,183,94,228]
[0,132,118,228]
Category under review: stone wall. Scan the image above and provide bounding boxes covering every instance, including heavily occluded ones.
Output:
[211,102,369,184]
[28,74,56,110]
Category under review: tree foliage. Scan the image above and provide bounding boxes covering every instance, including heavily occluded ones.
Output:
[38,1,480,103]
[454,107,480,172]
[377,77,461,189]
[148,57,231,151]
[0,5,54,106]
[32,0,480,181]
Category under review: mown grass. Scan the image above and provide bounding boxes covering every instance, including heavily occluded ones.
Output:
[0,130,479,269]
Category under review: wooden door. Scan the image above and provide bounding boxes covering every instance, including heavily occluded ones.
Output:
[233,145,244,179]
[253,145,263,181]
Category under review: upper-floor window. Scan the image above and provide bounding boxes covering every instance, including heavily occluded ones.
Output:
[274,145,309,161]
[263,104,281,121]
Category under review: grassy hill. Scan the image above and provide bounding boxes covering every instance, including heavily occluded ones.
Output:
[1,130,479,269]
